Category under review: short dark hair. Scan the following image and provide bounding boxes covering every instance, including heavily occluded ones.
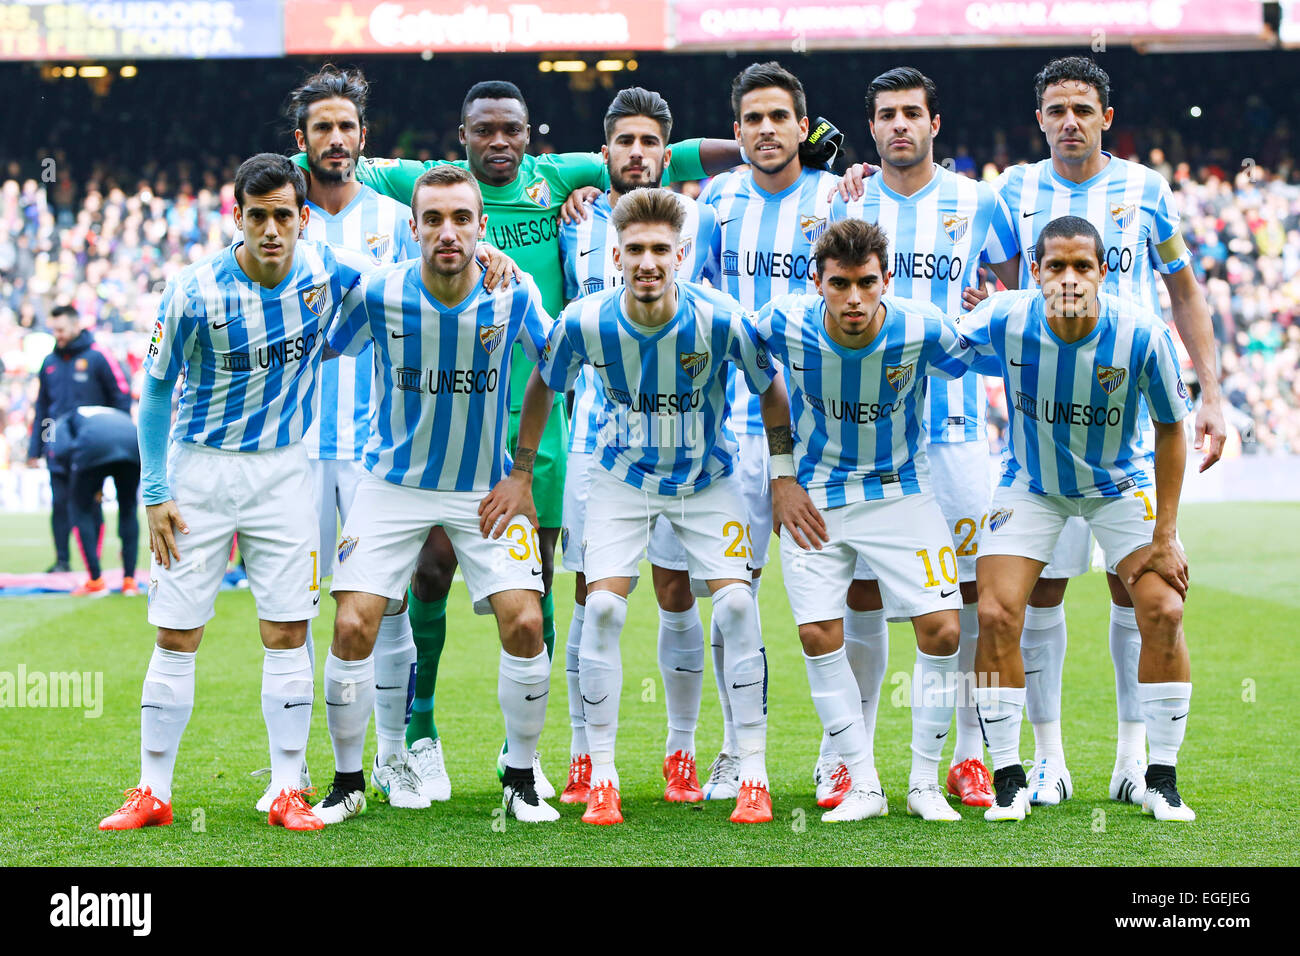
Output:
[1034,56,1111,112]
[865,67,938,121]
[1034,215,1104,266]
[604,87,673,143]
[286,64,369,134]
[813,219,890,276]
[462,81,528,124]
[611,188,684,239]
[730,61,807,122]
[411,164,482,218]
[234,153,307,209]
[49,304,78,322]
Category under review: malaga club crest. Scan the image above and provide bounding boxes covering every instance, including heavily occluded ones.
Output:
[1111,202,1137,230]
[302,283,328,317]
[479,322,506,355]
[800,215,827,243]
[365,232,391,262]
[885,363,915,392]
[337,536,359,564]
[942,214,969,243]
[1096,365,1127,394]
[680,236,693,261]
[525,179,551,208]
[680,350,709,379]
[989,508,1014,532]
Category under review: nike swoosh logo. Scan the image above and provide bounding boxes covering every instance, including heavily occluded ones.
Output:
[313,594,321,606]
[745,563,755,572]
[592,360,615,368]
[940,588,957,598]
[525,691,549,701]
[531,568,543,576]
[375,685,402,690]
[582,695,608,706]
[1172,712,1188,721]
[790,363,811,372]
[935,730,949,739]
[731,680,762,689]
[1022,209,1044,219]
[720,218,738,227]
[579,247,601,257]
[674,667,704,673]
[391,331,414,339]
[141,704,162,710]
[1024,669,1041,675]
[324,700,347,707]
[828,723,852,737]
[283,700,312,709]
[983,715,1012,723]
[212,320,235,331]
[1010,359,1031,367]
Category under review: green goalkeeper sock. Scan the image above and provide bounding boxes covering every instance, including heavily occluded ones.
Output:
[542,589,555,661]
[406,589,447,747]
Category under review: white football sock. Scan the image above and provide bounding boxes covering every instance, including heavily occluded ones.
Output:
[713,583,767,787]
[579,590,626,787]
[658,603,704,756]
[373,611,416,764]
[843,607,888,768]
[325,652,374,776]
[1022,604,1067,754]
[1109,602,1147,762]
[499,648,551,772]
[804,647,871,782]
[976,685,1027,772]
[1139,681,1191,767]
[261,644,314,797]
[710,618,738,755]
[951,602,984,765]
[139,646,195,803]
[910,648,959,789]
[566,602,588,757]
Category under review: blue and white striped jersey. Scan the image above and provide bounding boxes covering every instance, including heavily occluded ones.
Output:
[302,185,418,461]
[144,239,370,452]
[949,289,1192,497]
[754,293,968,508]
[538,281,776,496]
[331,264,552,491]
[829,164,1017,444]
[701,166,838,435]
[560,190,718,454]
[994,154,1190,317]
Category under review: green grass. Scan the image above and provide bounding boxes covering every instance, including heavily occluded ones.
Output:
[1,503,1295,865]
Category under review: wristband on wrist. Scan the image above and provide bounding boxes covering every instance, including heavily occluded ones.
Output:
[769,453,796,480]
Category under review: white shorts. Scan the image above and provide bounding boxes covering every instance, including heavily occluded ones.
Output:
[310,457,365,579]
[980,483,1161,572]
[148,442,320,629]
[582,468,753,585]
[736,432,773,570]
[854,441,991,585]
[782,492,963,625]
[1041,515,1092,579]
[331,473,543,614]
[564,449,687,575]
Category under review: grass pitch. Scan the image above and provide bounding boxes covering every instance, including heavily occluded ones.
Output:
[1,503,1295,866]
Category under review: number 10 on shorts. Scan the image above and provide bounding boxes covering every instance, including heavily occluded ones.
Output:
[916,546,959,587]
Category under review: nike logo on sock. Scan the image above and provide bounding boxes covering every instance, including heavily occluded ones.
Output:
[1024,669,1042,675]
[935,730,949,739]
[983,715,1012,724]
[141,704,162,710]
[375,685,402,690]
[525,690,549,701]
[673,667,704,673]
[731,680,762,689]
[582,695,608,706]
[1172,712,1188,721]
[324,700,347,707]
[828,723,852,737]
[283,700,312,709]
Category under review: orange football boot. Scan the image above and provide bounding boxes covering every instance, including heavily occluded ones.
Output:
[73,577,108,596]
[730,781,774,823]
[581,782,624,825]
[947,758,995,807]
[269,787,324,831]
[99,786,173,830]
[663,750,704,803]
[121,576,140,596]
[817,763,852,808]
[560,754,593,804]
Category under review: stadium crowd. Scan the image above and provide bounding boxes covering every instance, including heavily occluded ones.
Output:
[2,149,1298,474]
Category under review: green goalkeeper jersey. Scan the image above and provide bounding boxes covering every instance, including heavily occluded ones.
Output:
[297,143,708,409]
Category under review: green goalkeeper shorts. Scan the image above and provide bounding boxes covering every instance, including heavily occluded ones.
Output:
[508,399,568,529]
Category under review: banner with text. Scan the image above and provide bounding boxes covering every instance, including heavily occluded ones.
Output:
[284,0,668,54]
[0,1,285,60]
[672,0,1266,48]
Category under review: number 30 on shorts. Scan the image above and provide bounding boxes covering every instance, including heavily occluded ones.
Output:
[506,523,542,561]
[722,520,755,559]
[916,546,959,587]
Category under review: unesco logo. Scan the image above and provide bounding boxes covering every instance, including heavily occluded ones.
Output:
[722,251,739,276]
[396,367,423,392]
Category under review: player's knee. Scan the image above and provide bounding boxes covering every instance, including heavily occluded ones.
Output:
[711,583,758,646]
[410,561,453,601]
[978,597,1021,645]
[1139,592,1184,641]
[332,605,372,658]
[1028,577,1068,607]
[584,589,627,638]
[917,613,961,657]
[501,600,544,655]
[654,572,694,613]
[797,620,840,657]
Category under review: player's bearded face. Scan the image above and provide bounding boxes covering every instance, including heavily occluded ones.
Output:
[869,89,937,170]
[1037,81,1113,165]
[461,99,529,187]
[604,117,667,195]
[615,222,683,304]
[816,255,888,338]
[414,183,486,277]
[1034,235,1106,321]
[735,88,809,177]
[301,98,364,185]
